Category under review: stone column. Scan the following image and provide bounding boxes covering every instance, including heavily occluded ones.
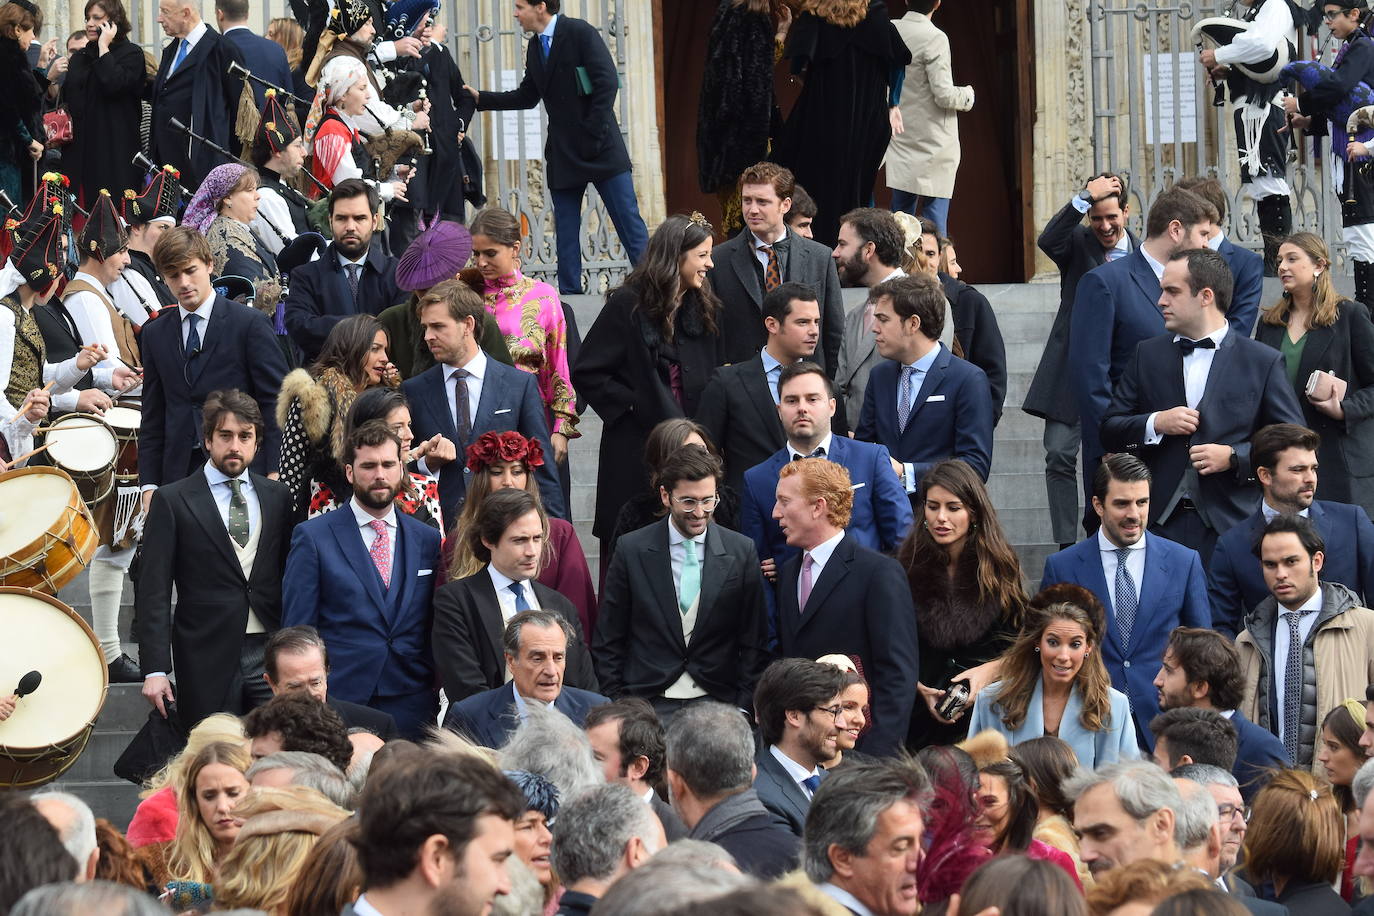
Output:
[1030,0,1092,280]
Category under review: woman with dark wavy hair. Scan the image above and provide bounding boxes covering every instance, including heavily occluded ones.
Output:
[897,459,1027,748]
[573,214,727,565]
[967,591,1137,768]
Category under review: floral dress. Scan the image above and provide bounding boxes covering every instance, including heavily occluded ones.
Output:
[481,271,579,438]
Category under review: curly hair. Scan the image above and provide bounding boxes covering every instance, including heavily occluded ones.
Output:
[992,600,1116,734]
[242,693,354,773]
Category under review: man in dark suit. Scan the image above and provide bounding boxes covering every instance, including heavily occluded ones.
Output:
[549,784,666,916]
[284,180,407,364]
[1175,176,1263,336]
[707,162,844,374]
[431,488,596,702]
[261,625,399,739]
[1100,248,1306,561]
[774,458,918,756]
[1070,187,1216,534]
[214,0,291,110]
[593,448,770,718]
[139,226,286,500]
[1026,172,1138,549]
[1041,454,1212,746]
[402,279,564,521]
[443,609,608,748]
[751,659,850,837]
[584,698,689,841]
[832,207,909,424]
[1152,627,1289,802]
[470,0,647,295]
[282,422,443,740]
[855,273,993,494]
[137,390,292,731]
[148,0,244,190]
[1209,423,1374,638]
[697,282,836,493]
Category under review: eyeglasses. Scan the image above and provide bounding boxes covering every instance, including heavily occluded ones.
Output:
[1324,8,1353,20]
[814,704,845,721]
[1216,804,1251,823]
[670,495,720,513]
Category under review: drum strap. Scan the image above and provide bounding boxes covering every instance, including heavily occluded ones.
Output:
[62,280,141,370]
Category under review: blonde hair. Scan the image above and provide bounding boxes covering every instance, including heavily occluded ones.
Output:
[803,0,866,27]
[777,458,854,528]
[268,16,304,69]
[1085,859,1213,915]
[281,818,363,916]
[140,713,246,798]
[167,741,252,884]
[1261,232,1341,329]
[214,786,351,912]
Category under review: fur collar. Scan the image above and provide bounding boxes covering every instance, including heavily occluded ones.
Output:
[907,546,1004,652]
[276,367,365,460]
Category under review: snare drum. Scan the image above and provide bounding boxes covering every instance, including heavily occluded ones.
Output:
[104,404,140,482]
[44,413,117,507]
[0,588,107,788]
[0,467,98,593]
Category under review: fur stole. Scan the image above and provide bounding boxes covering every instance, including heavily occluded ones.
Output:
[907,546,1005,652]
[276,366,375,461]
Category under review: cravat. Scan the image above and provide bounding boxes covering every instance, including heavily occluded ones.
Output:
[184,313,201,357]
[509,580,531,613]
[452,368,472,443]
[540,34,552,58]
[345,263,361,303]
[368,519,391,588]
[170,38,189,75]
[802,774,822,794]
[897,366,915,432]
[679,539,700,615]
[799,553,815,611]
[1176,337,1217,356]
[226,479,249,547]
[1282,610,1308,763]
[761,244,781,291]
[1113,547,1138,649]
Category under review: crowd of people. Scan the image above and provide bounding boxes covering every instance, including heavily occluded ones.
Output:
[2,0,1374,913]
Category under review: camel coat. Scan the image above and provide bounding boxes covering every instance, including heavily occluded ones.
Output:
[884,12,974,198]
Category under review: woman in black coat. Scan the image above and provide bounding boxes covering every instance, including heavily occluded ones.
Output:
[1256,232,1374,517]
[61,0,146,209]
[573,214,727,568]
[0,0,47,206]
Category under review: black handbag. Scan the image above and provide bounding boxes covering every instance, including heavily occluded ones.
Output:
[459,133,485,207]
[113,702,187,785]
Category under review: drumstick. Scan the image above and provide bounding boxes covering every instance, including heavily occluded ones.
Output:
[1,381,56,427]
[9,442,52,464]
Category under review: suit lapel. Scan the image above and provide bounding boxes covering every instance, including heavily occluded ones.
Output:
[740,357,786,441]
[1295,324,1335,387]
[800,536,850,624]
[470,366,505,445]
[329,509,388,615]
[1164,341,1188,414]
[184,473,245,578]
[474,570,508,664]
[1136,534,1171,648]
[903,347,950,435]
[1077,543,1124,656]
[189,298,230,386]
[425,366,460,441]
[646,522,689,653]
[488,682,520,740]
[730,233,764,308]
[1127,251,1161,310]
[1194,333,1238,421]
[380,518,411,628]
[695,525,728,630]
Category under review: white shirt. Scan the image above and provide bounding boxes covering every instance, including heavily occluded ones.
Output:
[752,226,788,273]
[351,496,397,583]
[800,530,845,593]
[179,293,215,350]
[1098,528,1146,606]
[1140,245,1167,281]
[897,343,943,490]
[1262,501,1310,522]
[170,22,207,74]
[1214,0,1294,67]
[1273,586,1323,749]
[667,518,708,609]
[789,432,835,462]
[350,895,386,916]
[1144,324,1229,443]
[769,744,821,799]
[818,883,875,916]
[204,461,261,536]
[1207,231,1225,252]
[444,349,488,432]
[65,270,124,368]
[488,563,535,624]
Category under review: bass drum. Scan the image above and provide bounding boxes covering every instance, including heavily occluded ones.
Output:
[0,588,107,787]
[0,466,99,594]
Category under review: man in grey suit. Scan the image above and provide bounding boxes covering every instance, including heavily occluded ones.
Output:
[832,207,908,427]
[708,162,844,375]
[752,659,851,837]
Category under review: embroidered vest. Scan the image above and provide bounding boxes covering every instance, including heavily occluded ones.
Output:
[2,295,44,409]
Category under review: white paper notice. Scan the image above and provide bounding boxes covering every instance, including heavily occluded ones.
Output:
[1143,53,1198,145]
[489,69,544,161]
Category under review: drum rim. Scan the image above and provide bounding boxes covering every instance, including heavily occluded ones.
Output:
[44,412,119,471]
[0,469,99,595]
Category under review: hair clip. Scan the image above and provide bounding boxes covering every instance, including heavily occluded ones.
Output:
[687,211,713,232]
[1310,789,1320,800]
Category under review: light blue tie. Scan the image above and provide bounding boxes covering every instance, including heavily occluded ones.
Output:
[897,366,914,432]
[540,34,552,59]
[1105,247,1126,262]
[170,38,189,75]
[679,539,700,616]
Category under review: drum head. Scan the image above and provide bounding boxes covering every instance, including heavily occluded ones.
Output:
[45,415,117,472]
[104,407,141,432]
[0,589,105,752]
[0,469,85,559]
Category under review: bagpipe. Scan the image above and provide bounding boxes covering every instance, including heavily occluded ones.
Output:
[1280,60,1374,161]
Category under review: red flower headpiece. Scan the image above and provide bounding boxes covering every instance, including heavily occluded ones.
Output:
[466,431,544,473]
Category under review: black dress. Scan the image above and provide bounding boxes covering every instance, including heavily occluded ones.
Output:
[413,42,476,220]
[0,35,45,205]
[62,39,146,209]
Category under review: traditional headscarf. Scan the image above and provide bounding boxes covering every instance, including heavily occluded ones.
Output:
[303,56,369,155]
[183,163,252,235]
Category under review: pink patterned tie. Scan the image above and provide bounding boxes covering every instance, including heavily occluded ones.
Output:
[799,553,814,612]
[368,519,391,588]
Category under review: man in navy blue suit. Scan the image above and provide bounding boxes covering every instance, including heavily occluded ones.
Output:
[1209,423,1374,638]
[1152,626,1288,802]
[855,273,993,495]
[139,226,285,504]
[1070,187,1216,533]
[282,421,443,740]
[740,362,911,628]
[1041,454,1211,747]
[1100,248,1305,561]
[214,0,291,110]
[402,278,564,521]
[443,609,608,749]
[1175,176,1262,336]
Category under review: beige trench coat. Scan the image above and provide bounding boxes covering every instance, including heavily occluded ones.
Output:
[884,12,974,199]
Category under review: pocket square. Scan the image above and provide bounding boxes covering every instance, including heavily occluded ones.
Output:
[925,395,946,402]
[418,569,433,576]
[493,408,512,415]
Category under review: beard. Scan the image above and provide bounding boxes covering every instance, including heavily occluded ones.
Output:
[355,479,401,509]
[836,252,867,287]
[428,881,488,916]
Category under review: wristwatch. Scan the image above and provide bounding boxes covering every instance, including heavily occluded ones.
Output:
[1078,189,1094,205]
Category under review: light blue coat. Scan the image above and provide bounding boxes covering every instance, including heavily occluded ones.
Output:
[966,679,1139,768]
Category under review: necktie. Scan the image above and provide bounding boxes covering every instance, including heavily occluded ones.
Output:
[226,479,249,547]
[1282,610,1308,763]
[679,539,700,615]
[897,366,915,432]
[1105,247,1126,262]
[761,244,781,291]
[368,519,392,587]
[1113,547,1138,649]
[345,263,361,303]
[802,774,822,794]
[540,34,552,58]
[170,38,189,75]
[184,313,201,357]
[509,580,531,612]
[452,368,472,443]
[799,553,815,612]
[1176,336,1217,356]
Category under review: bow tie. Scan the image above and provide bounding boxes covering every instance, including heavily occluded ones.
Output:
[1176,337,1216,355]
[792,447,825,461]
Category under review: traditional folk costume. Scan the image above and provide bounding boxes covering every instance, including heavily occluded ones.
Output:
[118,165,181,316]
[252,90,313,254]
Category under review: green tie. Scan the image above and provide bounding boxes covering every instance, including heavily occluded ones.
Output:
[679,539,700,616]
[227,478,249,547]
